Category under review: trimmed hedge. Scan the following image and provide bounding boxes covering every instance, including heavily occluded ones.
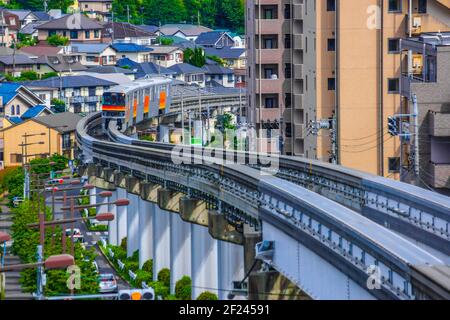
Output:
[197,291,218,300]
[175,276,192,300]
[157,268,170,287]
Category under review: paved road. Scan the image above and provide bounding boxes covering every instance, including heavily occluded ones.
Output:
[0,203,33,300]
[45,189,130,296]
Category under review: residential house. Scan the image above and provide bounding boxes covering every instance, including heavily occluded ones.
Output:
[35,55,88,76]
[0,54,38,77]
[0,112,83,167]
[37,13,104,42]
[19,44,64,57]
[158,24,212,42]
[203,64,235,88]
[0,83,45,124]
[195,31,235,48]
[168,63,205,87]
[20,104,53,120]
[22,75,117,113]
[111,43,153,63]
[147,46,183,68]
[78,0,113,22]
[66,43,116,66]
[117,57,174,79]
[84,65,136,80]
[203,46,246,86]
[6,10,37,27]
[103,22,157,45]
[19,21,45,39]
[0,9,20,47]
[137,25,159,34]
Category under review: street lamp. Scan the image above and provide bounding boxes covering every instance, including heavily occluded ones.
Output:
[0,254,75,273]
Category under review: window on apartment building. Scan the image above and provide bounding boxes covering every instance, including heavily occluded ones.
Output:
[327,39,335,51]
[285,93,291,108]
[265,97,276,108]
[388,38,400,53]
[85,31,90,39]
[70,31,78,39]
[85,4,88,8]
[327,0,336,12]
[388,78,399,93]
[285,124,292,138]
[328,78,336,90]
[284,4,291,19]
[418,0,427,13]
[263,37,277,49]
[388,0,401,12]
[388,157,400,173]
[284,34,291,49]
[285,63,292,79]
[10,154,22,164]
[261,5,277,19]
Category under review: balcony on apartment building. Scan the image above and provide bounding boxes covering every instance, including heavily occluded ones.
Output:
[399,36,438,97]
[292,3,304,20]
[405,0,437,36]
[256,35,283,62]
[67,96,102,104]
[255,3,283,34]
[256,63,283,93]
[429,111,450,188]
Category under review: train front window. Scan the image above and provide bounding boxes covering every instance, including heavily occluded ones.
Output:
[103,93,125,106]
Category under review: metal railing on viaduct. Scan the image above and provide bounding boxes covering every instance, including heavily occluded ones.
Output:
[76,112,450,300]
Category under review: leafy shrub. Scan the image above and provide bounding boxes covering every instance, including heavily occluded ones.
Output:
[125,260,139,273]
[157,268,170,287]
[175,276,192,300]
[196,291,218,300]
[151,281,170,299]
[120,237,127,252]
[134,270,153,287]
[142,259,153,274]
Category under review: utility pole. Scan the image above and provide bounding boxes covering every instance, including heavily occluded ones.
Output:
[127,5,130,24]
[197,10,200,26]
[181,90,185,144]
[412,94,419,184]
[44,0,48,13]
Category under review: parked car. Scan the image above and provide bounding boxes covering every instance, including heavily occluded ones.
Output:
[98,273,118,293]
[48,178,64,185]
[65,228,84,243]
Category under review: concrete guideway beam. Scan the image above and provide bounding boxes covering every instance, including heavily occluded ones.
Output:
[208,210,244,245]
[141,182,160,203]
[158,188,183,213]
[179,197,209,226]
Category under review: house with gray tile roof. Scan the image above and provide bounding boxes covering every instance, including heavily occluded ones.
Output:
[158,24,212,41]
[37,13,104,42]
[168,63,205,87]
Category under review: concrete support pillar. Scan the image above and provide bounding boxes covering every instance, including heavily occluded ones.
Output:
[108,190,118,245]
[169,213,192,294]
[139,198,154,268]
[89,186,97,206]
[96,188,109,216]
[152,206,171,281]
[116,188,128,246]
[217,241,245,300]
[126,193,140,257]
[191,224,219,299]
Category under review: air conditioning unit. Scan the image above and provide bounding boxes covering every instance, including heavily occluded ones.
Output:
[413,17,422,28]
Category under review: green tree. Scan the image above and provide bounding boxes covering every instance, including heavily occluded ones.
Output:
[142,0,187,25]
[112,0,141,24]
[157,36,174,46]
[50,98,66,113]
[184,47,205,67]
[217,0,244,33]
[47,34,69,46]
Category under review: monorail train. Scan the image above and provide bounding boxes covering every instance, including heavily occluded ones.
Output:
[102,77,172,129]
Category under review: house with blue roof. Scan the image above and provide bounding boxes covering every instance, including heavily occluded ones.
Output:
[168,63,206,87]
[117,58,175,79]
[195,31,235,48]
[0,83,45,126]
[68,43,117,67]
[111,43,153,63]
